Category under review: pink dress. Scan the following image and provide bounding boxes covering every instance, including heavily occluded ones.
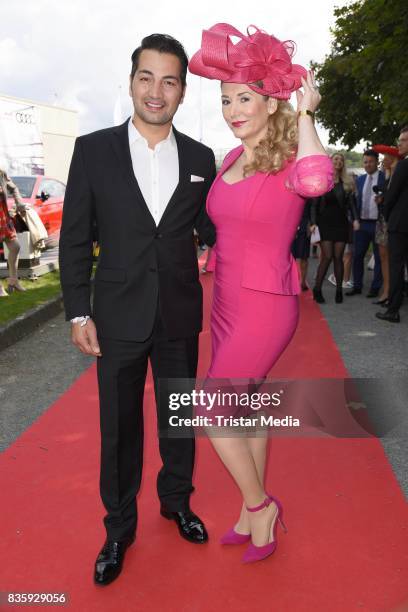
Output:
[205,148,333,379]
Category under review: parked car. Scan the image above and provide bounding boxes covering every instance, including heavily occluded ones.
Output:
[7,175,66,248]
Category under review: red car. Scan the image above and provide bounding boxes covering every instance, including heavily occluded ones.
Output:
[8,175,66,247]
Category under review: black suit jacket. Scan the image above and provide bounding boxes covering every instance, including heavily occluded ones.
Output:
[384,158,408,232]
[59,119,216,341]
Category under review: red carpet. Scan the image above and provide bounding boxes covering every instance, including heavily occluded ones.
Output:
[1,261,407,611]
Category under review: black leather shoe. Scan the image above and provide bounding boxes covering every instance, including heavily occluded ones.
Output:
[160,508,208,544]
[366,290,379,298]
[372,298,389,305]
[335,289,343,303]
[312,287,325,303]
[94,535,135,586]
[345,288,362,296]
[375,310,400,323]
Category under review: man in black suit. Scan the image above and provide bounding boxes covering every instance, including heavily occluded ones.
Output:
[376,126,408,323]
[59,34,216,585]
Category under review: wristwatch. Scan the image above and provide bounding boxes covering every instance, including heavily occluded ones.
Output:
[70,316,91,327]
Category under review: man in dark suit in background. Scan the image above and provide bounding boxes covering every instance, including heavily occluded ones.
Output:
[59,34,216,585]
[346,149,385,298]
[376,126,408,322]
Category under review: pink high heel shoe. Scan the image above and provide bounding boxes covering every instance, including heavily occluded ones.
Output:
[220,527,250,545]
[242,494,287,564]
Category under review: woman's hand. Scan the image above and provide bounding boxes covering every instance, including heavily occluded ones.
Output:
[295,70,327,160]
[6,178,25,207]
[353,220,360,231]
[296,70,321,113]
[6,178,17,191]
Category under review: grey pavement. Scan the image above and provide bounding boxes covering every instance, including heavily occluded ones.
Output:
[0,312,94,452]
[0,255,407,497]
[306,256,408,496]
[307,257,408,377]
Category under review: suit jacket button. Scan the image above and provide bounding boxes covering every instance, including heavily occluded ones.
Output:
[149,267,157,272]
[155,232,163,239]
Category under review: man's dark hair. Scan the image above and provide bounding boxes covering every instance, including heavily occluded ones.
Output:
[130,34,188,87]
[400,125,408,134]
[363,148,379,160]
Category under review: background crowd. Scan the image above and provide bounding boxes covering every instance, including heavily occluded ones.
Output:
[290,125,408,323]
[2,127,408,324]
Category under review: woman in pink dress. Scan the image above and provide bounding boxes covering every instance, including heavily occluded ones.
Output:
[189,24,333,563]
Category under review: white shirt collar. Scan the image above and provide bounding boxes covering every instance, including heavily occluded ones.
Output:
[128,118,176,151]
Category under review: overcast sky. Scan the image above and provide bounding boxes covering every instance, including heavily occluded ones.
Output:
[0,0,351,150]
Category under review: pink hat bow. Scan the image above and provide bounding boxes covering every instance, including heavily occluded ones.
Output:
[189,23,307,99]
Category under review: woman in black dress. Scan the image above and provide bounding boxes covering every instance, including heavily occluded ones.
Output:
[291,200,312,291]
[310,153,359,303]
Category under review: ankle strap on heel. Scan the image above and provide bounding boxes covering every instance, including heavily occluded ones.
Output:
[246,497,272,513]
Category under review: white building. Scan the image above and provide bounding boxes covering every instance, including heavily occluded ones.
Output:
[0,93,78,183]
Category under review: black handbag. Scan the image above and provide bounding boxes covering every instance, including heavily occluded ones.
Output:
[12,212,29,233]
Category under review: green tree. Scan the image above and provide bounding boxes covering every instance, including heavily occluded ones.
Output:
[313,0,408,149]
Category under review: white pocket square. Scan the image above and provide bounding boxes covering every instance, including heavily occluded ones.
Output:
[190,174,205,182]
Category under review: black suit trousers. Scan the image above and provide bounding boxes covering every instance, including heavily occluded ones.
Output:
[96,306,198,541]
[388,231,408,313]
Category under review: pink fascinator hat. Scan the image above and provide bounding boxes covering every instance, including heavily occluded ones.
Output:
[189,23,307,100]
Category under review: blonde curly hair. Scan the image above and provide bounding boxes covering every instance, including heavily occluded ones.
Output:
[243,97,298,177]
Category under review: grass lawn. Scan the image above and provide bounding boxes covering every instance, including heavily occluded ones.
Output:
[0,270,62,327]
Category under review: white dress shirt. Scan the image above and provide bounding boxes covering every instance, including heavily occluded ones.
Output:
[361,170,379,219]
[128,119,179,226]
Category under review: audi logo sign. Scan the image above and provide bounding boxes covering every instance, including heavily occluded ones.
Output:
[15,112,35,124]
